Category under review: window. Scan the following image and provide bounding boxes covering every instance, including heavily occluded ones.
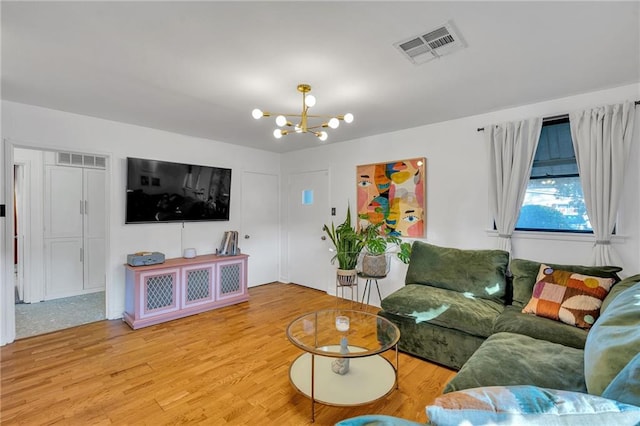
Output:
[301,189,314,205]
[515,117,592,233]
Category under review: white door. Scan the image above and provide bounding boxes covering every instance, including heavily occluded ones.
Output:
[241,171,279,287]
[44,239,84,298]
[43,165,106,299]
[44,166,84,299]
[14,148,45,304]
[13,164,25,302]
[44,166,83,239]
[83,169,106,290]
[287,170,331,292]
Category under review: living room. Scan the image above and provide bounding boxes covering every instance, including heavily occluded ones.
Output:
[1,2,640,424]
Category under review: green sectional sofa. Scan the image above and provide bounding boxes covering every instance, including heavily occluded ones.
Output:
[378,241,625,371]
[365,240,640,425]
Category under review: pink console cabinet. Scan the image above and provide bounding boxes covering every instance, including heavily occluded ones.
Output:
[124,253,249,329]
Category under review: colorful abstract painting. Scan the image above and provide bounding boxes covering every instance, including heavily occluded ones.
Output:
[356,158,426,237]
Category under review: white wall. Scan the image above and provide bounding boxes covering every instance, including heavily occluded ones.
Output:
[281,83,640,302]
[1,101,280,344]
[2,83,639,345]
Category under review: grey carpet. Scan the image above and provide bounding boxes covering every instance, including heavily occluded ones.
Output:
[15,292,106,339]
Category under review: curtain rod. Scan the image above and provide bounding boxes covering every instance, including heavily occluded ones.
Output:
[476,100,640,132]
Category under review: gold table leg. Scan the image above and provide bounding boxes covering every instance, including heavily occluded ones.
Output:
[395,343,399,389]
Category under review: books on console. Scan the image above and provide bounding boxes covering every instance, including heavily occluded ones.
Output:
[218,231,239,256]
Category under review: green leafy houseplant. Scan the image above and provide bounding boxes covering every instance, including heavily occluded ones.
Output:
[360,222,412,264]
[323,205,364,270]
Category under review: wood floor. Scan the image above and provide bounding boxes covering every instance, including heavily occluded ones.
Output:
[1,283,456,425]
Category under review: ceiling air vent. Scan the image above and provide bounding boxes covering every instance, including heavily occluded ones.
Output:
[394,20,466,65]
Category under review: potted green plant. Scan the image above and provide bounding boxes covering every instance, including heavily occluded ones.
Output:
[323,205,364,286]
[359,222,412,277]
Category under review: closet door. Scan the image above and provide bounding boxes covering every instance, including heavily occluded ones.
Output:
[44,166,83,239]
[44,166,84,299]
[44,239,84,298]
[83,169,106,290]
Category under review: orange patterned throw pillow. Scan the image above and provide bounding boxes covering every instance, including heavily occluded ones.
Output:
[522,264,615,329]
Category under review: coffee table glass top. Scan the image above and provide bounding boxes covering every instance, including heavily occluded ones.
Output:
[286,309,400,357]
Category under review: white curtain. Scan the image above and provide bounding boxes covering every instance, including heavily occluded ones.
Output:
[569,101,635,266]
[487,118,542,255]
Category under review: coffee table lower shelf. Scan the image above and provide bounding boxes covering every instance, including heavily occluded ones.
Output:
[289,345,397,421]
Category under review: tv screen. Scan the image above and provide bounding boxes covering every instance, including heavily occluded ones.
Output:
[126,157,231,223]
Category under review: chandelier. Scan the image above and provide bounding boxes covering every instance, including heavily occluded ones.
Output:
[252,83,354,141]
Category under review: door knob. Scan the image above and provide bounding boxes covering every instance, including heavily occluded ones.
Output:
[244,235,250,239]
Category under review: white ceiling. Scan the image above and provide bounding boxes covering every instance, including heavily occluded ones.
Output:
[2,1,639,153]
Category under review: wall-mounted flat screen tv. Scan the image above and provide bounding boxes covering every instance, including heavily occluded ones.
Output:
[126,157,231,223]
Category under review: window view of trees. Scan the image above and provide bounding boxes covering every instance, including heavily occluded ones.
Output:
[516,176,592,232]
[513,118,593,233]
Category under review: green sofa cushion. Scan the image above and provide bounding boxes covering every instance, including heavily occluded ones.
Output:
[378,309,487,370]
[493,306,587,349]
[584,281,640,395]
[380,284,503,338]
[444,332,586,394]
[405,241,509,303]
[509,258,622,308]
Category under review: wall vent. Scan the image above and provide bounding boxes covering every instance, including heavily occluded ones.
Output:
[71,153,83,166]
[57,152,71,164]
[56,151,107,169]
[394,20,466,65]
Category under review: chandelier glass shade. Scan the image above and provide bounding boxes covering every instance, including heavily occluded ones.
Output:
[252,84,353,142]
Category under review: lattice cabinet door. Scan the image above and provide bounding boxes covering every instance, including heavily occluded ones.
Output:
[181,264,215,308]
[139,268,180,319]
[216,258,247,301]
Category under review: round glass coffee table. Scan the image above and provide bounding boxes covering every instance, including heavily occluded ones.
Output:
[286,309,400,422]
